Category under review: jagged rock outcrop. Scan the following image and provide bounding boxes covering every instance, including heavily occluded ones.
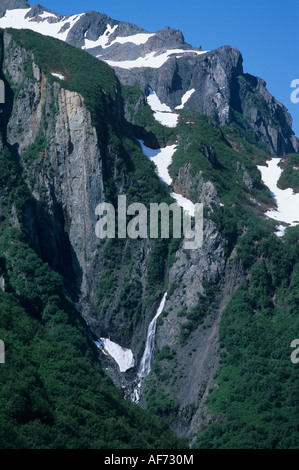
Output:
[0,0,29,17]
[3,30,106,297]
[155,246,245,440]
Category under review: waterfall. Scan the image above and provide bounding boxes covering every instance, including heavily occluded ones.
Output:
[131,293,167,402]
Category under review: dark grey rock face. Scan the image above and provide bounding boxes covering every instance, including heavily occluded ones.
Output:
[65,11,145,49]
[25,4,63,21]
[113,45,298,156]
[0,0,29,17]
[237,73,299,155]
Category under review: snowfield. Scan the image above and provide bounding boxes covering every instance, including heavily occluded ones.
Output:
[51,73,65,80]
[83,25,118,50]
[138,140,176,186]
[84,28,154,50]
[105,48,208,69]
[0,8,84,42]
[95,338,135,373]
[170,192,195,217]
[138,139,195,216]
[258,158,299,235]
[146,88,179,128]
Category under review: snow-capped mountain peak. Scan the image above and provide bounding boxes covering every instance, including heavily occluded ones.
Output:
[0,3,297,156]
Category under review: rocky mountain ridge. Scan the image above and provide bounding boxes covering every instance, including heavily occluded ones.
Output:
[0,2,298,156]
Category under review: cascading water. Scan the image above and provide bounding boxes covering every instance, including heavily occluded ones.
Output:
[131,293,167,403]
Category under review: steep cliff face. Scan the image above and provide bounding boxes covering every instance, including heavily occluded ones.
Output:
[0,0,29,17]
[1,29,172,359]
[115,47,297,157]
[4,32,105,297]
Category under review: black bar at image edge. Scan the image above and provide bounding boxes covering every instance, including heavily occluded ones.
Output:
[0,449,292,466]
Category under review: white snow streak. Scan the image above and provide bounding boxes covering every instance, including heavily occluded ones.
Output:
[152,111,179,128]
[258,158,299,235]
[138,139,195,216]
[146,88,179,128]
[138,140,176,185]
[95,338,135,373]
[147,88,172,112]
[83,24,118,50]
[175,88,196,109]
[51,73,65,80]
[108,32,155,47]
[84,30,154,51]
[170,192,195,217]
[38,11,58,19]
[0,8,84,41]
[105,48,208,69]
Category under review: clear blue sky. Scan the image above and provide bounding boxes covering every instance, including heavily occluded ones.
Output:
[30,1,299,139]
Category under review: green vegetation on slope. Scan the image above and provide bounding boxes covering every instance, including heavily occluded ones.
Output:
[6,28,117,128]
[0,143,186,449]
[278,154,299,192]
[195,227,299,449]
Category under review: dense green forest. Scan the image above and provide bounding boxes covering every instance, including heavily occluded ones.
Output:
[195,226,299,448]
[0,145,185,449]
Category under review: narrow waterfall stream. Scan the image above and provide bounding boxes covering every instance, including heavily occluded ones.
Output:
[131,293,167,403]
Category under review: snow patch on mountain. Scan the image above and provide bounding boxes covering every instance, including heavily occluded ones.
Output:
[138,139,176,185]
[153,111,179,128]
[170,193,195,217]
[51,73,65,80]
[108,32,155,47]
[38,11,57,20]
[95,338,135,373]
[138,139,195,216]
[82,24,118,50]
[146,88,179,128]
[258,158,299,235]
[105,48,208,69]
[175,88,196,109]
[147,88,172,112]
[0,8,84,41]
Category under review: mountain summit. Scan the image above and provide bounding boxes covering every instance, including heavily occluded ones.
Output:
[0,3,297,155]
